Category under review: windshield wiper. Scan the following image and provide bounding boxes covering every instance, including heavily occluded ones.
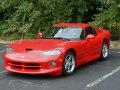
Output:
[44,37,70,41]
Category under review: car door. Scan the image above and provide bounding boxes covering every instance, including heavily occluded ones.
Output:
[84,27,101,62]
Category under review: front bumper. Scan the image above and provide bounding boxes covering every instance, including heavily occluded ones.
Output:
[5,65,62,75]
[3,53,63,75]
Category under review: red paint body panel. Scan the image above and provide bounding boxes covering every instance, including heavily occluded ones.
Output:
[3,23,110,75]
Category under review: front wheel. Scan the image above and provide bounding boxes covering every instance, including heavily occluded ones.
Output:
[62,51,76,75]
[99,41,109,60]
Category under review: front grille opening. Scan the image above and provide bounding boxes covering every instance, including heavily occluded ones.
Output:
[26,63,40,66]
[13,66,22,69]
[8,61,41,71]
[12,62,22,65]
[26,67,40,70]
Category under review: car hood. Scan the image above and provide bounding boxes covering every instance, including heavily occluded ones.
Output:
[9,39,68,53]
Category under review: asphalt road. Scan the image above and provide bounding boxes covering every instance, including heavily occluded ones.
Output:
[0,43,120,90]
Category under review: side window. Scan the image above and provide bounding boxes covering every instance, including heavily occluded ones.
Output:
[85,27,97,38]
[80,30,85,40]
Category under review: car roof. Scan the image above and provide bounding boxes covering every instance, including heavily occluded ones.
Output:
[52,23,90,29]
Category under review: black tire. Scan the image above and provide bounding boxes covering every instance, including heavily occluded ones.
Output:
[99,41,109,60]
[62,51,76,75]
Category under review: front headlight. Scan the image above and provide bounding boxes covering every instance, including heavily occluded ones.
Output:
[41,50,61,55]
[6,48,14,53]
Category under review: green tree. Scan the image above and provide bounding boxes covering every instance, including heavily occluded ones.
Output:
[0,0,107,40]
[91,0,120,40]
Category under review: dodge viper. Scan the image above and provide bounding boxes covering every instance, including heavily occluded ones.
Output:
[3,23,110,75]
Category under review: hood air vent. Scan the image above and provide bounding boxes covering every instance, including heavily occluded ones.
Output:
[26,48,34,51]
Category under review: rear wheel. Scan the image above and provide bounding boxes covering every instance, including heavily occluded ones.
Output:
[99,41,109,60]
[62,51,76,75]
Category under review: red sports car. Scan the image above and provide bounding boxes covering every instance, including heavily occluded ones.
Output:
[3,23,110,75]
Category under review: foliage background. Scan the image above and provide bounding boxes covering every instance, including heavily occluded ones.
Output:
[0,0,120,40]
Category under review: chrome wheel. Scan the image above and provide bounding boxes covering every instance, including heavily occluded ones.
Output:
[102,43,108,58]
[64,55,75,73]
[62,51,76,75]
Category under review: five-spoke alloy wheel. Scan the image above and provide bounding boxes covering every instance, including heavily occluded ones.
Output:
[100,41,109,60]
[62,51,76,75]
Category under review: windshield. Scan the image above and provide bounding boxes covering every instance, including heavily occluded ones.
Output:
[44,27,84,40]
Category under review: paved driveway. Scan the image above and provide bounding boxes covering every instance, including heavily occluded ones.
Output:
[0,44,120,90]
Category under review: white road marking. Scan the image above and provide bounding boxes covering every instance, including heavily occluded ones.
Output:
[0,70,7,74]
[85,65,120,89]
[9,80,32,90]
[9,80,32,85]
